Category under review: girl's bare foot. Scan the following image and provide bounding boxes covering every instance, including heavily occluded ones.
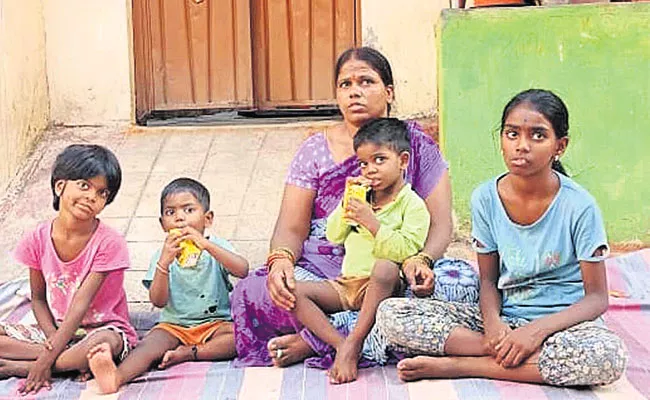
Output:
[87,343,120,394]
[0,358,31,379]
[328,339,361,384]
[158,346,193,369]
[397,356,459,381]
[267,334,315,367]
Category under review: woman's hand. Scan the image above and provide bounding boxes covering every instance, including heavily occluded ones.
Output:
[402,259,434,297]
[18,358,52,395]
[483,319,512,356]
[267,258,297,311]
[494,323,544,368]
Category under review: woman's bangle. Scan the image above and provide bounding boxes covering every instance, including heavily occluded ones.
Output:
[402,252,434,270]
[156,262,169,275]
[419,252,434,266]
[266,247,296,270]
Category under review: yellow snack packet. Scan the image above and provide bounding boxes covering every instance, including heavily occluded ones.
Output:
[169,228,201,268]
[343,180,370,226]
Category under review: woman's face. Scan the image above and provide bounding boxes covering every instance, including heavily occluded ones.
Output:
[500,103,567,177]
[336,58,394,128]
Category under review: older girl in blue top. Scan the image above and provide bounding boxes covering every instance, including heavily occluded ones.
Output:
[375,89,628,386]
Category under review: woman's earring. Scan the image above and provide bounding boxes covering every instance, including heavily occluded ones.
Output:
[554,154,560,162]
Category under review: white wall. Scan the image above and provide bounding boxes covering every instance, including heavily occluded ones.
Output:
[0,0,50,190]
[361,0,449,118]
[44,0,132,125]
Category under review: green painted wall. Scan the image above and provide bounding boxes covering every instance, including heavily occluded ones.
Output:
[439,4,650,244]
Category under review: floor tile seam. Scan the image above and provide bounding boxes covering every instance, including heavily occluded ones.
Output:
[233,132,266,220]
[196,135,216,178]
[124,136,168,236]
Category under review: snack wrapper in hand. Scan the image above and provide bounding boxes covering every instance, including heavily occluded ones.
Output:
[169,228,201,268]
[343,180,370,226]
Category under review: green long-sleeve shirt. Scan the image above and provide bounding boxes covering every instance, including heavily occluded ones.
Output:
[326,183,430,277]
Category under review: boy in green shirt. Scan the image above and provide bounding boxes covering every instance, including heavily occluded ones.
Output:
[291,118,430,385]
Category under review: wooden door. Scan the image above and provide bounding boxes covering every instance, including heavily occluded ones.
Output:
[133,0,253,121]
[251,0,361,110]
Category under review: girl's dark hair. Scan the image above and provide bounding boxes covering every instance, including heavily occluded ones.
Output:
[160,177,210,215]
[353,118,410,155]
[335,47,394,115]
[50,144,122,211]
[501,89,569,176]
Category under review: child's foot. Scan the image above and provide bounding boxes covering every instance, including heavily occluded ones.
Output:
[0,358,30,379]
[396,356,459,381]
[74,370,93,382]
[267,334,314,368]
[87,343,120,394]
[328,340,361,384]
[158,346,193,369]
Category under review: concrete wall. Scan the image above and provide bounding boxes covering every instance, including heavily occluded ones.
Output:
[361,0,449,118]
[0,0,50,191]
[439,4,650,243]
[44,0,132,125]
[37,0,446,124]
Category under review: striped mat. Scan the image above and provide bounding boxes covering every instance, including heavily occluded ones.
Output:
[0,249,648,400]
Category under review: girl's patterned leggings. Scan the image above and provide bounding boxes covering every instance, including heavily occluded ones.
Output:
[376,298,628,386]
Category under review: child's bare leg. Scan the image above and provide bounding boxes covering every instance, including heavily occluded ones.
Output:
[397,354,543,383]
[159,322,236,369]
[444,326,491,356]
[0,327,45,361]
[0,329,123,381]
[330,260,400,384]
[292,281,346,350]
[53,329,124,374]
[88,329,179,394]
[0,359,32,379]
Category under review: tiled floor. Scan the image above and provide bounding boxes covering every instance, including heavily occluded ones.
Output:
[0,121,474,307]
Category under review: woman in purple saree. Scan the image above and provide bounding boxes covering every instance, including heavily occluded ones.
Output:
[231,47,479,369]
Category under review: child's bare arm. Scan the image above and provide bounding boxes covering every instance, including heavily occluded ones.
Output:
[36,272,108,364]
[29,269,57,338]
[178,227,248,278]
[149,233,183,307]
[477,251,510,355]
[478,251,504,326]
[20,272,108,395]
[202,241,249,278]
[149,261,171,307]
[494,258,609,368]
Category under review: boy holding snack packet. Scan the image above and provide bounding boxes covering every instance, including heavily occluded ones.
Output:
[87,178,249,394]
[289,118,431,384]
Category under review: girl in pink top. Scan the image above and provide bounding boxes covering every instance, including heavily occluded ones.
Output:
[0,144,136,395]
